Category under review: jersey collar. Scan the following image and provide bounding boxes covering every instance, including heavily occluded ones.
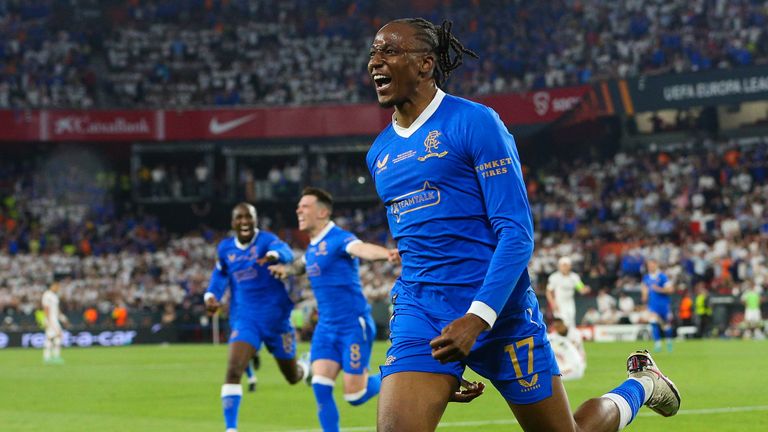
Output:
[234,229,259,250]
[310,221,335,246]
[392,88,446,139]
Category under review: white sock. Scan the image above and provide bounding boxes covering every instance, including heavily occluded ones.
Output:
[53,338,61,358]
[630,376,654,404]
[602,393,632,430]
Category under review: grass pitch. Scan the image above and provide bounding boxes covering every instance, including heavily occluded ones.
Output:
[1,340,767,431]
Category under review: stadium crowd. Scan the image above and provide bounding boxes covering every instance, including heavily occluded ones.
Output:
[1,136,766,335]
[2,0,768,108]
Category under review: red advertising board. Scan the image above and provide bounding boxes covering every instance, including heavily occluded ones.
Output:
[44,110,159,141]
[164,104,392,140]
[0,110,41,141]
[479,86,590,125]
[0,85,591,142]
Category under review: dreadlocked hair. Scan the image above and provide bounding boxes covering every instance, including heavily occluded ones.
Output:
[392,18,479,88]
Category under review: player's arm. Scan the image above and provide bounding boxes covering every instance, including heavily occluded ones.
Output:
[575,274,590,294]
[545,280,558,314]
[59,312,70,327]
[431,107,534,363]
[641,282,649,304]
[261,237,294,264]
[268,255,307,279]
[465,108,534,326]
[346,240,400,264]
[42,300,50,325]
[654,275,674,294]
[204,247,229,313]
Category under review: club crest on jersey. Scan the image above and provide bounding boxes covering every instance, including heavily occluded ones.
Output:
[228,253,236,262]
[376,153,389,173]
[417,130,448,161]
[316,241,328,256]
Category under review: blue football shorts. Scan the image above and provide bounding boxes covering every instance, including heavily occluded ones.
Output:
[381,287,560,405]
[648,303,672,322]
[311,313,376,374]
[229,315,296,360]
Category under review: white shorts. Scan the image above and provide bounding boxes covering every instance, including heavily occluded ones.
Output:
[550,336,586,381]
[745,309,762,325]
[46,323,62,339]
[555,303,576,329]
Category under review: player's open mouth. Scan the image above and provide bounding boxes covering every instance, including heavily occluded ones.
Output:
[239,226,252,234]
[373,74,392,91]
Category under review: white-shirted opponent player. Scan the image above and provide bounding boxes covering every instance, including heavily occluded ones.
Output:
[546,257,590,329]
[548,318,587,381]
[42,281,68,364]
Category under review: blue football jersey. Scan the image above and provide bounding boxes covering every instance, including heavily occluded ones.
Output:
[304,222,370,326]
[366,89,534,324]
[643,272,671,309]
[206,230,294,322]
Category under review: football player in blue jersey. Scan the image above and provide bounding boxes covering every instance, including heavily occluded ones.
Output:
[269,187,404,432]
[642,259,675,352]
[366,18,681,432]
[205,203,310,432]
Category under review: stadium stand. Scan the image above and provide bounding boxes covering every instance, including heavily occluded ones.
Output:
[0,0,766,344]
[1,138,766,338]
[1,0,767,108]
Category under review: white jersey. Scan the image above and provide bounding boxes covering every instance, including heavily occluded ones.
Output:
[549,331,586,381]
[547,271,583,304]
[42,290,61,328]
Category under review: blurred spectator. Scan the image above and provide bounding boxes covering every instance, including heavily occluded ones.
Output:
[83,307,98,327]
[112,302,128,327]
[618,292,636,324]
[2,1,767,108]
[581,307,601,326]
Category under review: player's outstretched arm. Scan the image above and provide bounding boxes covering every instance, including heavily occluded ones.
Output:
[268,257,307,279]
[347,241,399,264]
[259,237,295,265]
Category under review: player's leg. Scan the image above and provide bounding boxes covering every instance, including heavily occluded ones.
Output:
[503,351,680,432]
[378,372,456,432]
[307,326,343,431]
[559,302,577,330]
[221,325,259,432]
[342,314,381,407]
[477,292,679,432]
[648,311,664,351]
[663,314,674,352]
[52,334,63,362]
[312,359,342,432]
[508,375,616,432]
[377,304,465,431]
[43,330,53,362]
[244,362,256,392]
[266,319,309,384]
[222,341,255,432]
